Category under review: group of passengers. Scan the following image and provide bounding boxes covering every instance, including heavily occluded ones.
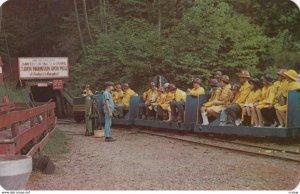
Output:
[83,68,300,128]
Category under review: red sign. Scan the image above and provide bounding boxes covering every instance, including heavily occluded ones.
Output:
[53,80,64,90]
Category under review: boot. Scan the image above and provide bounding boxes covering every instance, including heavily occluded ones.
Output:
[105,137,116,142]
[201,112,209,125]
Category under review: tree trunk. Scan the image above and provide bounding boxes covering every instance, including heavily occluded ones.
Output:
[102,0,108,33]
[82,0,94,44]
[74,0,86,56]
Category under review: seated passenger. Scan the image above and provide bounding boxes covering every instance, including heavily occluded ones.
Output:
[161,83,176,122]
[206,75,232,121]
[219,84,240,126]
[200,79,222,125]
[275,70,300,127]
[214,71,223,83]
[139,82,158,120]
[242,78,262,126]
[169,84,187,123]
[114,83,138,118]
[253,74,276,127]
[223,70,251,126]
[152,87,166,120]
[112,83,124,118]
[187,78,205,97]
[82,84,94,96]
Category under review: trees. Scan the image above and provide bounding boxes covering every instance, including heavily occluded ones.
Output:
[0,0,299,94]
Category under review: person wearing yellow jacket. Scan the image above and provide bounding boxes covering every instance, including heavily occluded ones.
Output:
[275,70,300,127]
[207,75,232,120]
[152,87,166,120]
[112,83,124,104]
[273,69,288,106]
[139,82,158,119]
[160,83,175,121]
[200,79,222,125]
[187,78,205,97]
[253,74,276,127]
[241,78,262,126]
[82,84,94,96]
[169,84,187,123]
[114,83,138,118]
[224,70,252,126]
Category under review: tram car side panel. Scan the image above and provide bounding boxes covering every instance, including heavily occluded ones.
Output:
[287,90,300,137]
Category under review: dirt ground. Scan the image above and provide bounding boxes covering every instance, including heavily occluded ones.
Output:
[27,123,300,190]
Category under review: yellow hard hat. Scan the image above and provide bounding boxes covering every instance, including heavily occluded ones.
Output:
[284,70,298,81]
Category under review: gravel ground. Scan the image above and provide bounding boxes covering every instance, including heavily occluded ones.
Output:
[27,123,300,190]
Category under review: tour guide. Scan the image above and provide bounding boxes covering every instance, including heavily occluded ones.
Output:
[102,81,116,142]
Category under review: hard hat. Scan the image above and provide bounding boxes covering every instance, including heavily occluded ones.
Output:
[284,70,298,81]
[221,75,230,83]
[277,69,287,77]
[193,78,202,84]
[238,70,251,78]
[209,79,219,87]
[249,78,261,87]
[214,71,222,78]
[163,83,170,88]
[168,84,177,91]
[261,74,273,85]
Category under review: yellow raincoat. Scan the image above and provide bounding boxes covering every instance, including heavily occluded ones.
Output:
[189,87,205,97]
[112,90,124,104]
[275,81,300,112]
[121,88,138,110]
[142,88,158,104]
[203,87,222,107]
[233,81,251,107]
[257,85,276,109]
[208,84,232,113]
[160,92,174,111]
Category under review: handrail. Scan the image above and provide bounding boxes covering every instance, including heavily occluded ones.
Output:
[0,102,56,156]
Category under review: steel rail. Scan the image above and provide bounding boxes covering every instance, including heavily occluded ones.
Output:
[131,128,300,164]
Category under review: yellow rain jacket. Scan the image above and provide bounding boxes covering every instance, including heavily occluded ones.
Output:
[208,84,232,113]
[203,87,222,107]
[174,88,187,102]
[156,93,166,105]
[121,88,138,110]
[143,88,158,104]
[112,90,124,104]
[160,92,174,111]
[244,89,262,106]
[273,79,289,106]
[189,87,205,97]
[257,85,276,109]
[233,81,251,107]
[276,81,300,112]
[82,89,93,96]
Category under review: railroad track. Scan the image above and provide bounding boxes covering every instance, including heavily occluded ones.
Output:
[128,128,300,164]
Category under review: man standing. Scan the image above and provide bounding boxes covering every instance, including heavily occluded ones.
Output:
[102,81,116,142]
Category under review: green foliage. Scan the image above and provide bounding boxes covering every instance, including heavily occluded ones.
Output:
[1,0,300,94]
[41,129,69,155]
[0,84,28,102]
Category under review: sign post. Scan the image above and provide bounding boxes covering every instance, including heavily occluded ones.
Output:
[18,57,69,80]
